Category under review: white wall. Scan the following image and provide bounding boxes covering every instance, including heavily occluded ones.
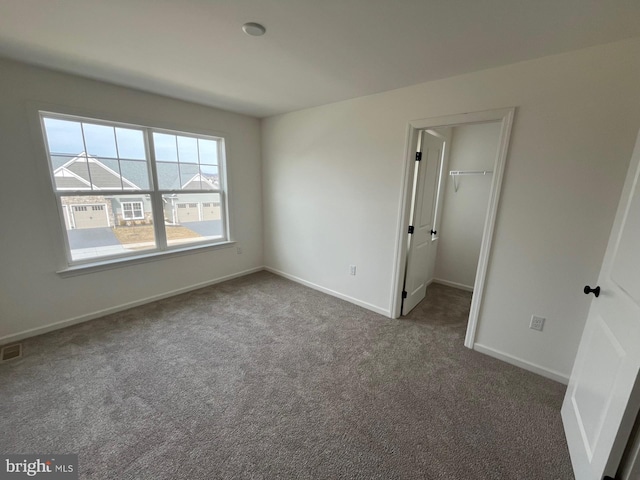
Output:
[0,58,263,342]
[434,122,501,289]
[262,38,640,380]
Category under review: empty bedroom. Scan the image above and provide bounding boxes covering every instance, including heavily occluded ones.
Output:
[1,1,640,479]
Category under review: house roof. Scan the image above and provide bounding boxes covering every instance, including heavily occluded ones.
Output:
[181,173,218,191]
[52,153,219,192]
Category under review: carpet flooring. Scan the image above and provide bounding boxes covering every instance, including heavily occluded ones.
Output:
[0,272,574,479]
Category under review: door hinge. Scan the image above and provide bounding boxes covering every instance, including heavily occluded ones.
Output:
[430,229,437,235]
[415,152,422,161]
[402,290,407,299]
[408,225,414,234]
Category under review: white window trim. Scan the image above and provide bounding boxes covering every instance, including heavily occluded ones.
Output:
[121,201,144,220]
[57,240,236,277]
[38,111,230,270]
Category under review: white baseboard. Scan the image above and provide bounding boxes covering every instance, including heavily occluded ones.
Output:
[432,278,474,292]
[473,343,569,384]
[264,266,391,317]
[0,266,265,345]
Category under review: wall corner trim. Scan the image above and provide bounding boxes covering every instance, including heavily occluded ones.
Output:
[264,266,392,317]
[432,278,474,292]
[0,266,265,346]
[473,342,570,385]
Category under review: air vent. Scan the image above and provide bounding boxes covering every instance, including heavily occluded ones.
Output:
[1,343,22,362]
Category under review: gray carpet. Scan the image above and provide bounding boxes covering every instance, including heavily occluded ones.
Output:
[0,272,574,479]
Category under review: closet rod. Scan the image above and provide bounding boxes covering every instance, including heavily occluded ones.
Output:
[449,170,493,192]
[449,170,493,176]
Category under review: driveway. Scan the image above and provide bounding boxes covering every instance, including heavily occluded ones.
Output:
[182,220,222,237]
[67,227,120,249]
[67,222,222,250]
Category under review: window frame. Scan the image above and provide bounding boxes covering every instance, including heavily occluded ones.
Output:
[38,111,232,270]
[121,201,144,220]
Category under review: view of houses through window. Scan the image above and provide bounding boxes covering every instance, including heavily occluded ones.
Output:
[41,113,227,264]
[122,201,144,220]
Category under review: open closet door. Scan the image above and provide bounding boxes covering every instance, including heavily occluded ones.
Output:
[562,130,640,479]
[402,131,443,315]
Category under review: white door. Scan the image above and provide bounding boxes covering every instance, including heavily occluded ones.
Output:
[402,131,443,315]
[562,130,640,479]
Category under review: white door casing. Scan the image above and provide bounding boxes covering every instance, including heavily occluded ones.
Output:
[562,129,640,479]
[402,131,443,315]
[392,108,514,353]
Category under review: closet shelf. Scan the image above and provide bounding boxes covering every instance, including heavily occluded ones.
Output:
[449,170,493,192]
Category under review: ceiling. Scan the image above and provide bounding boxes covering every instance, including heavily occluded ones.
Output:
[1,0,639,118]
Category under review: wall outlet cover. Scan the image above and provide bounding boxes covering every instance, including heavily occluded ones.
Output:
[530,315,545,332]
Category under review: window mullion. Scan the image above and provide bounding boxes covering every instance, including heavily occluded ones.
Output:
[218,138,228,240]
[146,128,168,250]
[42,112,229,268]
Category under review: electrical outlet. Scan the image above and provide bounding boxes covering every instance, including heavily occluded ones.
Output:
[530,315,545,332]
[349,265,357,276]
[236,247,242,254]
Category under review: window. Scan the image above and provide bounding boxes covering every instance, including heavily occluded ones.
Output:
[122,201,144,220]
[40,112,228,266]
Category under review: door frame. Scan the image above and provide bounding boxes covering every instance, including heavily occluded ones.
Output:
[391,107,515,349]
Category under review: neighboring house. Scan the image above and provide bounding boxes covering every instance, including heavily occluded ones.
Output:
[52,153,220,229]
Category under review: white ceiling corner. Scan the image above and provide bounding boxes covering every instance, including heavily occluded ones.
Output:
[0,0,639,118]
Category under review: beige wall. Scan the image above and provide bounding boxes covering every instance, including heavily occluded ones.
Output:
[0,58,263,342]
[262,38,640,381]
[3,37,640,382]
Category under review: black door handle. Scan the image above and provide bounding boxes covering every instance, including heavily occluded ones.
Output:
[430,230,437,235]
[584,285,600,297]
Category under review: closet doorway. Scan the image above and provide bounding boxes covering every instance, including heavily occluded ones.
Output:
[431,122,502,292]
[393,108,515,348]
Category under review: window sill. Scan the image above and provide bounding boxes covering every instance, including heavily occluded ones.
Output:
[57,241,236,278]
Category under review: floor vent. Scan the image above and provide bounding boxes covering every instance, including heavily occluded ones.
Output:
[1,343,23,363]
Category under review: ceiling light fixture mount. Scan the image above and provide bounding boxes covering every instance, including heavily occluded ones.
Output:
[242,22,266,37]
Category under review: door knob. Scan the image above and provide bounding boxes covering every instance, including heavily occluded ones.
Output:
[583,285,600,297]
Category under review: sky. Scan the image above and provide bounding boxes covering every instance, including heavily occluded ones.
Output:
[43,117,219,166]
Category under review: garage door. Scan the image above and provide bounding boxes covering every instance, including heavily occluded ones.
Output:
[201,202,221,221]
[71,204,109,229]
[177,203,200,223]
